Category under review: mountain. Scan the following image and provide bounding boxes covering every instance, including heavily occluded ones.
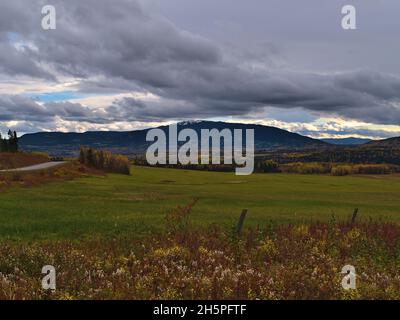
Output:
[19,120,330,156]
[362,136,400,148]
[322,137,371,145]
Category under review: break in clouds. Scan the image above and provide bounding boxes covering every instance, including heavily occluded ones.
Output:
[1,0,400,138]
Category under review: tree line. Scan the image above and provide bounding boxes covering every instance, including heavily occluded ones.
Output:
[0,130,18,153]
[257,147,400,166]
[79,147,130,175]
[132,155,400,176]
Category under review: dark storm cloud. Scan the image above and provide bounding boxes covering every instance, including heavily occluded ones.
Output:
[0,42,54,80]
[16,0,221,84]
[108,70,400,125]
[0,95,53,121]
[1,0,400,126]
[0,95,106,123]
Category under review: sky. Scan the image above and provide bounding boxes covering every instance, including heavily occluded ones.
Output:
[1,0,400,139]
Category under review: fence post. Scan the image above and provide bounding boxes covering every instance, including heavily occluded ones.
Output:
[236,209,248,236]
[350,208,359,227]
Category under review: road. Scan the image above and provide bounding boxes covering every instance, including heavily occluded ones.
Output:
[0,161,67,172]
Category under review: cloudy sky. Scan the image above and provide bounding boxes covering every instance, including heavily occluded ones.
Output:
[1,0,400,139]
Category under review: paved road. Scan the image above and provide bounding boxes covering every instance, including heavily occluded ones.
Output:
[0,161,67,172]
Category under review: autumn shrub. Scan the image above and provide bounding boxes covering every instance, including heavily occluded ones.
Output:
[79,147,130,175]
[165,198,198,234]
[0,220,399,300]
[331,165,353,176]
[352,164,392,174]
[256,160,281,173]
[280,162,332,174]
[331,163,398,176]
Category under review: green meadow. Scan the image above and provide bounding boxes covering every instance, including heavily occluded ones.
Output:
[0,166,399,241]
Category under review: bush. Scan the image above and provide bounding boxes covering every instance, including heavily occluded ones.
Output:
[352,164,391,174]
[79,147,130,175]
[331,165,353,176]
[0,221,399,299]
[280,162,331,174]
[331,164,396,176]
[257,160,281,173]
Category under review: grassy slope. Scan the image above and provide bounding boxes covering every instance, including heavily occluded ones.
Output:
[0,166,399,240]
[0,152,49,170]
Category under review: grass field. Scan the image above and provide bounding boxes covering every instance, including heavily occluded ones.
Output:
[0,166,399,241]
[0,165,399,299]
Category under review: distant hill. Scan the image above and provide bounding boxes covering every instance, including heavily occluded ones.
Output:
[362,136,400,148]
[322,137,371,145]
[19,120,329,156]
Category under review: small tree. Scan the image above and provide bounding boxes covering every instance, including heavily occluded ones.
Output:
[79,147,85,164]
[86,148,94,166]
[263,160,280,173]
[12,131,18,152]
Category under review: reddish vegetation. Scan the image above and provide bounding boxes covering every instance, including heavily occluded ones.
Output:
[0,152,50,170]
[0,204,399,299]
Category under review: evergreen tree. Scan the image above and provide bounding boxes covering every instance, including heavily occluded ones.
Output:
[0,130,19,153]
[0,133,4,152]
[13,131,18,152]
